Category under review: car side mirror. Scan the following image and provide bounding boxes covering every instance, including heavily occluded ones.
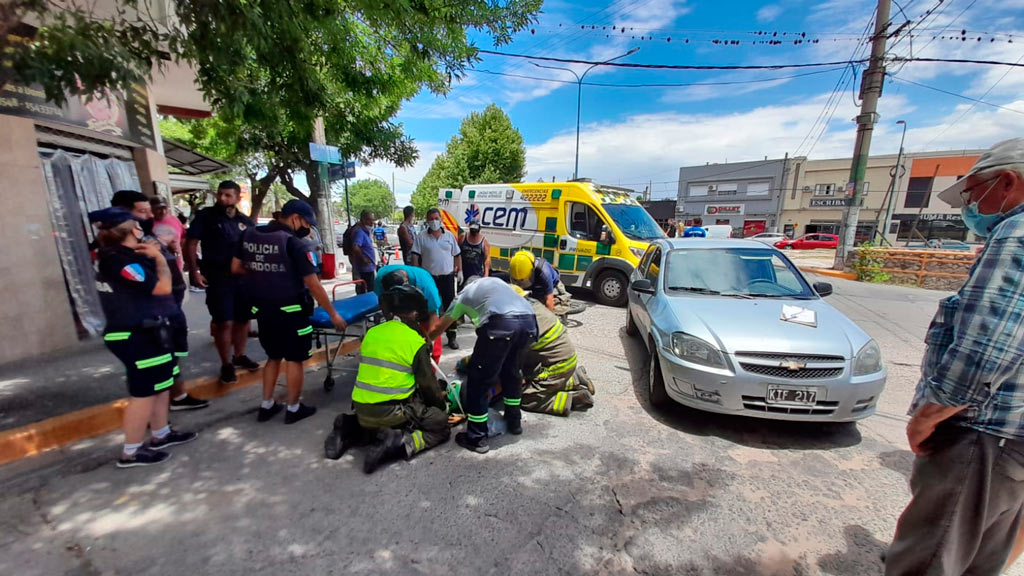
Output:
[631,278,654,294]
[813,282,833,297]
[600,224,614,245]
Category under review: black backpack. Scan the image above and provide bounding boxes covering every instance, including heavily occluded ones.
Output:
[341,225,356,256]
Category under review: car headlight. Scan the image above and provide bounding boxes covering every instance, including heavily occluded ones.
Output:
[670,332,727,369]
[629,246,646,260]
[852,339,883,376]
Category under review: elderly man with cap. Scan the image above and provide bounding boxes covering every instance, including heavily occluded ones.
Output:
[232,200,345,425]
[885,138,1024,576]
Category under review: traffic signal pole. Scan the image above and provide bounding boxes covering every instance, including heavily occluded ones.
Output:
[313,116,338,279]
[834,0,891,270]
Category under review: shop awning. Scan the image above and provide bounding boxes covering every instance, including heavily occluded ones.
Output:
[162,138,233,175]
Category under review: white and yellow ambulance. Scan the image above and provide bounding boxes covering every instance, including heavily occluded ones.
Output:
[438,180,665,306]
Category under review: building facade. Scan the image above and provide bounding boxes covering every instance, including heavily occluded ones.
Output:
[778,150,982,244]
[674,158,789,237]
[0,17,219,364]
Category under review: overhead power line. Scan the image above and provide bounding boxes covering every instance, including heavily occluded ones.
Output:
[478,50,1024,71]
[468,66,848,88]
[886,74,1024,116]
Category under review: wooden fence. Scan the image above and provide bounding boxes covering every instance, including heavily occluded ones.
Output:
[848,248,976,290]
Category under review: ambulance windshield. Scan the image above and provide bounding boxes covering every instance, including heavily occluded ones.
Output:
[602,204,665,241]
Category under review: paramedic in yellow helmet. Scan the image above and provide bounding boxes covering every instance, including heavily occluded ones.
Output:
[508,251,571,316]
[510,284,595,416]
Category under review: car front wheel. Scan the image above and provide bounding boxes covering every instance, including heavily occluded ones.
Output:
[649,347,671,409]
[595,271,628,307]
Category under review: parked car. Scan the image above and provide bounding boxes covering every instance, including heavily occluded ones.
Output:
[774,233,839,250]
[702,225,733,239]
[906,239,973,251]
[626,238,886,422]
[749,232,787,245]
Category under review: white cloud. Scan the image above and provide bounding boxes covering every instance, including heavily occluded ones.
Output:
[357,141,444,207]
[523,90,1024,198]
[757,4,783,23]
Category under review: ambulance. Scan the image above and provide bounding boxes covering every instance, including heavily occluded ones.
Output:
[438,180,665,306]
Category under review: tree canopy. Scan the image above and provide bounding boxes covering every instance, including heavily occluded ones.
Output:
[343,179,395,223]
[4,1,541,220]
[411,103,526,215]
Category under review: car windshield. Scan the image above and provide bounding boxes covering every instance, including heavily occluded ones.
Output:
[665,247,816,298]
[602,203,665,241]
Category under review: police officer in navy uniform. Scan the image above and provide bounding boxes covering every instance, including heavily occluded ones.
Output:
[233,200,346,425]
[184,180,259,385]
[90,207,198,468]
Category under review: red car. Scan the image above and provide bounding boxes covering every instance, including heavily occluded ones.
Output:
[774,233,840,250]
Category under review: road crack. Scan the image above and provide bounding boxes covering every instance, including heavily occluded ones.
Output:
[610,486,625,516]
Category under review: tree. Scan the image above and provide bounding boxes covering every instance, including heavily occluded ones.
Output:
[6,2,542,220]
[411,104,526,216]
[340,179,395,222]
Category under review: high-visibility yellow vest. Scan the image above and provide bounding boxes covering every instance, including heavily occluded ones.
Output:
[352,320,424,404]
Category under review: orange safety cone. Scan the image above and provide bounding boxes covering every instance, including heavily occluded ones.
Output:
[394,246,401,261]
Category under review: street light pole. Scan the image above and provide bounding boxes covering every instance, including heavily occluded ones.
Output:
[532,46,639,180]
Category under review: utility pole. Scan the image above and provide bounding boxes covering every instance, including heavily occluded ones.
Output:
[833,0,891,270]
[775,152,789,233]
[312,116,338,279]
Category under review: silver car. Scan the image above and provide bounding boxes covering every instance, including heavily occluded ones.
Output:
[626,238,886,422]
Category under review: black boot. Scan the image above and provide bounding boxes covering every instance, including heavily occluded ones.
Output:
[504,405,523,435]
[447,333,459,350]
[324,413,360,460]
[571,389,595,412]
[363,429,406,474]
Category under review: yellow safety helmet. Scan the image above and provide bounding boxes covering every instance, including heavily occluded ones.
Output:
[509,251,536,282]
[510,284,527,298]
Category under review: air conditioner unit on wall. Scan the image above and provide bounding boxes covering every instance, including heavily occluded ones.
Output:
[707,184,718,193]
[802,186,812,193]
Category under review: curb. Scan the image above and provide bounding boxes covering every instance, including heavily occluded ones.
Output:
[0,340,361,467]
[800,267,858,281]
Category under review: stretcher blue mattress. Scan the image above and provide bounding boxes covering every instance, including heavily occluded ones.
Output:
[311,293,380,328]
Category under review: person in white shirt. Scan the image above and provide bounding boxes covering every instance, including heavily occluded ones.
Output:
[429,277,537,454]
[412,208,462,349]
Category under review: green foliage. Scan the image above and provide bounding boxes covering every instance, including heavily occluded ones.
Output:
[411,104,526,217]
[852,242,892,284]
[346,179,395,222]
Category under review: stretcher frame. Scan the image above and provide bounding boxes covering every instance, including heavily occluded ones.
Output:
[313,280,383,392]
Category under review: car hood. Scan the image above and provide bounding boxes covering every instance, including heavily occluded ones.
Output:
[659,295,872,359]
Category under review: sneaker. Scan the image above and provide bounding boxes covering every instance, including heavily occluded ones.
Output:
[447,335,459,350]
[284,403,317,425]
[257,402,283,422]
[455,432,490,454]
[220,363,237,384]
[116,446,171,468]
[170,394,210,411]
[232,355,260,372]
[150,429,199,450]
[189,286,205,293]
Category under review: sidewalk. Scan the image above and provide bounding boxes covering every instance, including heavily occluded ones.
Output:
[0,277,361,434]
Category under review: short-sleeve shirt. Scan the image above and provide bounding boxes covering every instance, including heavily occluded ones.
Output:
[350,225,377,273]
[373,227,387,242]
[412,229,460,276]
[186,206,254,279]
[153,215,185,248]
[234,221,318,304]
[374,264,443,315]
[97,245,179,329]
[445,277,534,327]
[530,259,560,300]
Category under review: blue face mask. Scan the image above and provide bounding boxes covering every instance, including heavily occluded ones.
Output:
[960,179,1006,238]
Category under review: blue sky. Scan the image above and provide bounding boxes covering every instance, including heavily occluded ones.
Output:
[362,0,1024,204]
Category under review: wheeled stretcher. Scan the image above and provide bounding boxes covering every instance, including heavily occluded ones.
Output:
[310,280,382,391]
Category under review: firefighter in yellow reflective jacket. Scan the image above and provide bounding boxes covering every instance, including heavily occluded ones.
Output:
[343,285,450,473]
[512,285,595,416]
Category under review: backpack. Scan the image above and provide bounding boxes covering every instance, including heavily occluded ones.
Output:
[341,225,356,256]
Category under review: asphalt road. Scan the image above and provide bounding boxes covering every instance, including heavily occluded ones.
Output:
[4,277,1019,576]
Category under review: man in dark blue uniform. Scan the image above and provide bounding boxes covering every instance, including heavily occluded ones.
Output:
[184,181,259,384]
[233,200,346,425]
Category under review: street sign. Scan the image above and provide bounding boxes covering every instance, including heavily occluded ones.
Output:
[309,142,343,164]
[328,161,356,181]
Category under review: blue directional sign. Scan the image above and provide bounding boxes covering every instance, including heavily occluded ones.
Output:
[309,142,342,164]
[327,161,356,181]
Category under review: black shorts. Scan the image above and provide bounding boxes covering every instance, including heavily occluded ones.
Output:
[205,276,251,324]
[104,327,177,398]
[253,303,313,362]
[170,313,188,378]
